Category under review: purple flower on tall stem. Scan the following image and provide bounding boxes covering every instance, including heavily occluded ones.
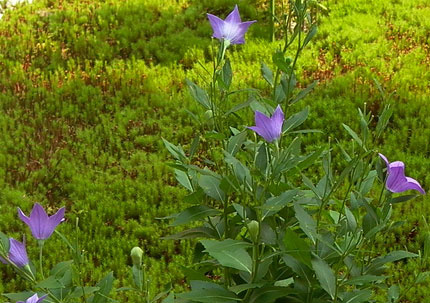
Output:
[17,293,48,303]
[18,203,65,240]
[248,105,284,143]
[207,5,256,45]
[2,238,29,267]
[379,153,425,194]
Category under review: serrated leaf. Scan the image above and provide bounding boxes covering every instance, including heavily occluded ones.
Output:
[284,229,312,267]
[341,289,372,303]
[227,131,247,156]
[175,169,193,191]
[201,240,252,273]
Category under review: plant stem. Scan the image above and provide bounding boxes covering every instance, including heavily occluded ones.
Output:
[270,0,275,42]
[38,240,45,280]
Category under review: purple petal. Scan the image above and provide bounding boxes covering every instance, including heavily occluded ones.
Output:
[29,203,50,239]
[36,295,48,303]
[378,153,389,168]
[225,5,241,23]
[248,126,272,142]
[398,177,426,194]
[8,238,28,267]
[228,20,256,44]
[386,161,406,192]
[272,105,285,131]
[207,14,224,40]
[44,207,65,239]
[18,207,31,226]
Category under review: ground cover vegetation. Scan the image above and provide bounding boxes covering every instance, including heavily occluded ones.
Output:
[0,0,429,302]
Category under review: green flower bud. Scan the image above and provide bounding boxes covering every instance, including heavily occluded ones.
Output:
[247,220,259,243]
[130,246,143,267]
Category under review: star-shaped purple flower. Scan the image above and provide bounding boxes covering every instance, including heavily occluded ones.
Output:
[0,238,29,267]
[248,105,284,143]
[379,153,425,194]
[207,5,256,45]
[18,203,65,240]
[17,293,48,303]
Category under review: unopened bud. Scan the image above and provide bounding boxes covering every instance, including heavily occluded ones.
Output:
[247,220,259,243]
[130,246,143,267]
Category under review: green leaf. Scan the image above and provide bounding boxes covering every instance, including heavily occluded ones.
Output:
[344,275,386,285]
[389,194,418,204]
[272,51,290,73]
[91,272,114,303]
[227,131,247,156]
[201,239,253,273]
[261,62,274,87]
[262,190,298,220]
[171,205,220,227]
[284,229,312,267]
[50,260,73,277]
[198,175,225,201]
[69,287,100,299]
[220,59,232,89]
[294,203,317,244]
[248,286,295,303]
[189,135,200,159]
[345,206,357,232]
[229,283,265,294]
[186,78,211,110]
[290,81,318,104]
[366,251,418,274]
[387,285,399,303]
[36,276,64,289]
[282,254,313,286]
[175,169,193,191]
[164,226,218,240]
[341,290,372,303]
[177,288,240,303]
[283,107,309,133]
[162,138,186,162]
[132,265,143,291]
[376,104,393,137]
[416,271,430,284]
[0,231,9,254]
[224,152,252,190]
[296,146,325,171]
[303,24,318,47]
[274,277,294,287]
[225,96,254,116]
[311,256,336,300]
[255,143,268,173]
[3,292,35,302]
[342,124,366,151]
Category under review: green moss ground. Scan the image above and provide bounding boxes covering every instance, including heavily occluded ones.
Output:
[0,0,429,301]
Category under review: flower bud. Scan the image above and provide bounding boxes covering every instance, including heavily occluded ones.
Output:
[204,110,215,128]
[247,220,259,243]
[130,246,143,267]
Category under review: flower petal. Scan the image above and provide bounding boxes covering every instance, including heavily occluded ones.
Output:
[248,126,272,142]
[29,203,50,239]
[8,238,28,267]
[271,105,284,132]
[45,207,65,239]
[386,161,406,192]
[396,177,426,194]
[225,5,241,23]
[207,14,224,40]
[18,207,31,226]
[228,20,256,44]
[378,153,389,168]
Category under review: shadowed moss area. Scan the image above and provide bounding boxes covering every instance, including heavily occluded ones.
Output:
[0,0,429,301]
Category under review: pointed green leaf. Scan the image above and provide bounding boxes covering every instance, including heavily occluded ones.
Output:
[171,205,220,227]
[311,256,336,299]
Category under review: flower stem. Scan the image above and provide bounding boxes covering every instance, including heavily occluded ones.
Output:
[38,240,45,280]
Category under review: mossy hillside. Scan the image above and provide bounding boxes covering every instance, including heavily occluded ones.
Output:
[0,0,429,301]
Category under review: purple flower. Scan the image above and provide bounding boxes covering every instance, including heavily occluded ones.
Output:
[18,203,65,240]
[17,293,48,303]
[6,238,29,267]
[248,105,284,142]
[207,5,256,45]
[379,153,425,194]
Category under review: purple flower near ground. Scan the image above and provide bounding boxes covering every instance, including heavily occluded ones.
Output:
[3,238,29,267]
[18,203,65,240]
[379,153,425,194]
[207,5,256,45]
[248,105,284,143]
[17,293,48,303]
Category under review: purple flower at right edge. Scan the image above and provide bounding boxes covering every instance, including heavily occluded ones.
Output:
[207,5,256,45]
[248,105,284,143]
[18,203,65,240]
[378,153,425,194]
[17,294,48,303]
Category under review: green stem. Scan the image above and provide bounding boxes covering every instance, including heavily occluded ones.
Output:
[270,0,275,42]
[38,240,45,280]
